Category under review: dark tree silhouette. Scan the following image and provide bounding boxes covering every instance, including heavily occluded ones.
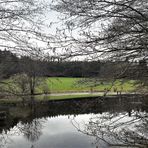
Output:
[49,0,148,94]
[51,0,148,61]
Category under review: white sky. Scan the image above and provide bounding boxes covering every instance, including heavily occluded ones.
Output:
[0,0,103,61]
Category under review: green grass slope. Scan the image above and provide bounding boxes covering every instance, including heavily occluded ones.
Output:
[37,77,136,93]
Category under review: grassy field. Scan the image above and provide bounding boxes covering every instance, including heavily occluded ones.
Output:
[0,77,137,104]
[0,77,136,96]
[0,76,140,104]
[37,77,136,93]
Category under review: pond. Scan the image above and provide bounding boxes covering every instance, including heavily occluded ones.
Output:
[0,95,148,148]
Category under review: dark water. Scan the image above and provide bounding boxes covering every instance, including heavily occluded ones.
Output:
[0,95,148,148]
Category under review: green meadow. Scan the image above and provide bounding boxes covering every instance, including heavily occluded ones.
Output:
[0,76,137,96]
[0,77,137,103]
[37,77,136,93]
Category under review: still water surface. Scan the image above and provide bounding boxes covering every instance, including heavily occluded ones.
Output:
[0,96,148,148]
[1,114,98,148]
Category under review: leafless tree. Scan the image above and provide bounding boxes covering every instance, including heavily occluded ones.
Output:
[50,0,148,91]
[0,0,50,54]
[51,0,148,60]
[0,0,53,85]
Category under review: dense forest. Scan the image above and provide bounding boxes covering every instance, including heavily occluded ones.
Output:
[0,50,101,78]
[0,50,147,80]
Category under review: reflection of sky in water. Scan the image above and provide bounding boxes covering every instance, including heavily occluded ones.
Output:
[4,114,98,148]
[1,112,146,148]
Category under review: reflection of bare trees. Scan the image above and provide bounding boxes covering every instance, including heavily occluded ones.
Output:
[0,128,20,148]
[0,132,10,148]
[72,111,148,148]
[0,118,45,148]
[20,119,43,143]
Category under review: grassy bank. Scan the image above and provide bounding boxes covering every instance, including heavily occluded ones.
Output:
[0,77,136,97]
[0,93,101,104]
[36,93,101,101]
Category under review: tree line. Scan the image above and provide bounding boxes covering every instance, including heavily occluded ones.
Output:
[0,50,147,79]
[0,50,101,78]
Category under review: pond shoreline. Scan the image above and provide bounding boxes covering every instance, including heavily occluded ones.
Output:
[0,94,147,131]
[0,93,146,105]
[0,90,137,97]
[0,93,147,148]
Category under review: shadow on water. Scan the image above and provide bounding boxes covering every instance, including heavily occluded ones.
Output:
[0,94,148,148]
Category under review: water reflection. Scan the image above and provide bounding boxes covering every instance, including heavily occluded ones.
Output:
[0,119,45,148]
[72,111,148,148]
[0,115,95,148]
[0,95,147,148]
[20,119,43,142]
